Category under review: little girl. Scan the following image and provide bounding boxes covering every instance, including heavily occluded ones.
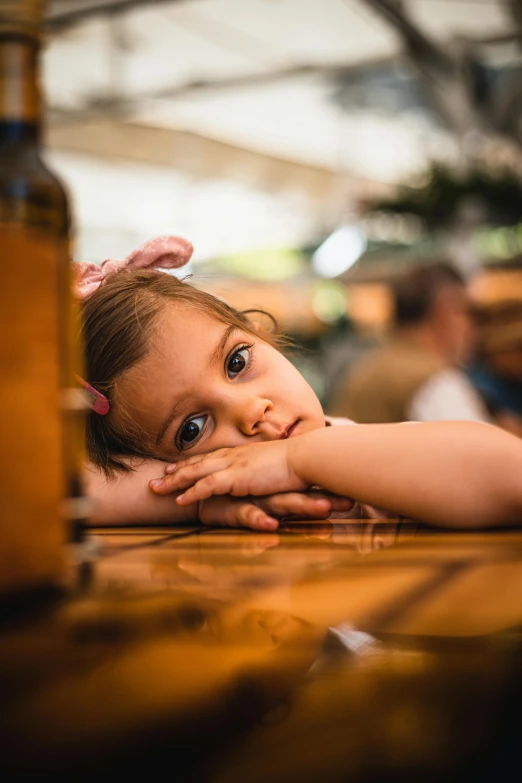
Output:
[78,236,522,530]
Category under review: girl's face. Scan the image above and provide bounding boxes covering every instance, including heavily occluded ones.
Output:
[116,303,326,461]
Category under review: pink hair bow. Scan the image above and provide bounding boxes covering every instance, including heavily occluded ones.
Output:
[73,235,194,300]
[74,235,193,415]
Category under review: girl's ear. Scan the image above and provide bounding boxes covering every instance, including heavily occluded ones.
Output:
[243,309,278,336]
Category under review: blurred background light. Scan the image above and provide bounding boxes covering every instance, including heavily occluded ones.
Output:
[312,281,347,324]
[312,226,367,278]
[217,247,306,281]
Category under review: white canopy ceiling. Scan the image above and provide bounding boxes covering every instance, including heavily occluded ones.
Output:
[43,1,522,264]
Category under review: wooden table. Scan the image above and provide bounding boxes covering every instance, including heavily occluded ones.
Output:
[3,518,522,782]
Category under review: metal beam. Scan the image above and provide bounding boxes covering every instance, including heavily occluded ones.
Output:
[360,0,482,143]
[47,0,191,31]
[361,0,453,76]
[46,55,401,124]
[508,0,522,29]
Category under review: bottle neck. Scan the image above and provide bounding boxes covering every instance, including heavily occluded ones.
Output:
[0,34,42,145]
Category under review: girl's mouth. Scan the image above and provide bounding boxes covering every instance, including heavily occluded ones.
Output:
[286,419,301,438]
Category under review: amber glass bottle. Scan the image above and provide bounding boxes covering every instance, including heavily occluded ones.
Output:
[0,0,86,598]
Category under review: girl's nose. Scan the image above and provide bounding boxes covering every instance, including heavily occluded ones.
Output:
[236,395,273,436]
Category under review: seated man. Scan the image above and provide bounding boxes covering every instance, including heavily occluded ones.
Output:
[327,261,490,424]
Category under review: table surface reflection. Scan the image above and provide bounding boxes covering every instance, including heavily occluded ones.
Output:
[3,518,522,782]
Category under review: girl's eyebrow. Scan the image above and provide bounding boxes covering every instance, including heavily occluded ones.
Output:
[209,324,238,367]
[154,323,239,447]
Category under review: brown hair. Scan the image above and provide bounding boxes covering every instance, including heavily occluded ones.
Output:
[82,269,284,477]
[391,261,465,326]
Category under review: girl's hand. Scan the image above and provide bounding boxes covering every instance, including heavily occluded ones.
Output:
[150,440,306,505]
[197,491,354,531]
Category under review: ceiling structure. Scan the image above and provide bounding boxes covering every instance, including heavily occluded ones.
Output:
[43,0,522,269]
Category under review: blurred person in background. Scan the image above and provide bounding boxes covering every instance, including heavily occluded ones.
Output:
[467,300,522,438]
[327,261,490,424]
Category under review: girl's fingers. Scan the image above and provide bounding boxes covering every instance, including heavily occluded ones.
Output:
[164,456,204,474]
[176,471,235,505]
[198,496,278,531]
[149,476,177,494]
[164,448,232,474]
[327,496,355,512]
[259,493,332,519]
[233,503,279,531]
[151,458,230,495]
[303,490,354,509]
[256,492,354,519]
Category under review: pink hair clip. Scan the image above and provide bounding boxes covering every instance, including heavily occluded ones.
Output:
[76,375,110,416]
[73,235,194,300]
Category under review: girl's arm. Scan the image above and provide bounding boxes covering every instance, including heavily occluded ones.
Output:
[84,458,354,528]
[159,421,522,529]
[84,459,198,526]
[289,421,522,528]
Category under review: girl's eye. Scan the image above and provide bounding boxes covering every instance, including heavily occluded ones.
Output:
[178,415,207,449]
[227,345,251,378]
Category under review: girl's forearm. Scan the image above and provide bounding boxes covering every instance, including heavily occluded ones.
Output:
[289,422,522,528]
[84,459,198,526]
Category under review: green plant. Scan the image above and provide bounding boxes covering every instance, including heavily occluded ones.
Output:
[364,164,522,230]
